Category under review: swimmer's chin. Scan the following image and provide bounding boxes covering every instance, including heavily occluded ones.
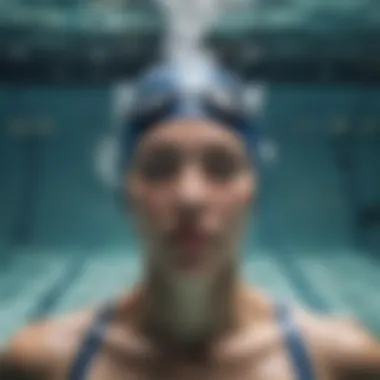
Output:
[169,250,216,277]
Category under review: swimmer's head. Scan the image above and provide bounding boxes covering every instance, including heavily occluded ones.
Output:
[121,63,257,278]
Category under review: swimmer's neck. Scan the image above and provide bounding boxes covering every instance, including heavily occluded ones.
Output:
[141,261,242,346]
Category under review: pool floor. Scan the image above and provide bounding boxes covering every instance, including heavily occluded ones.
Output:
[0,248,379,342]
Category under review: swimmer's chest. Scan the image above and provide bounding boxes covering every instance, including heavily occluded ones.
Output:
[87,350,303,380]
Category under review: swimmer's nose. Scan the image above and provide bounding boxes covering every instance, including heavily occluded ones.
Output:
[175,165,207,216]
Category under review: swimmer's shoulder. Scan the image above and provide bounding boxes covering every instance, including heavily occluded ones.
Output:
[0,309,96,380]
[295,309,380,380]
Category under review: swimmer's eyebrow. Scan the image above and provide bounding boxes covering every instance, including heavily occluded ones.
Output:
[202,143,245,157]
[132,143,182,171]
[136,142,181,160]
[140,140,244,154]
[134,143,248,173]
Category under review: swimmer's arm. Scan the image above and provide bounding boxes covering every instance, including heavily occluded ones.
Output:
[0,351,43,380]
[329,320,380,380]
[0,325,54,380]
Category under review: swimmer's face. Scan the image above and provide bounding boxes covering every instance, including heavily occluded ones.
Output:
[126,119,255,276]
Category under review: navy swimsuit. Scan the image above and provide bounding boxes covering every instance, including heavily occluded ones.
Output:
[68,302,315,380]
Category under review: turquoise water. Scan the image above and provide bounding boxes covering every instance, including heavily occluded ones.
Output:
[0,248,379,342]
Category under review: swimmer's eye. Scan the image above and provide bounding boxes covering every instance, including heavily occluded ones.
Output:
[139,147,180,182]
[202,148,242,181]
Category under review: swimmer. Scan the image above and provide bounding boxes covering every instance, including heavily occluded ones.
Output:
[1,65,379,380]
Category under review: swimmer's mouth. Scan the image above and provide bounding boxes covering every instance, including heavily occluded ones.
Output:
[169,228,212,251]
[168,228,215,273]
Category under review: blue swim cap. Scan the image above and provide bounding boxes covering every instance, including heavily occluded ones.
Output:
[119,63,258,170]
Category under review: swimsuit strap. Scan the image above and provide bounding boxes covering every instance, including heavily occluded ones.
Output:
[275,302,315,380]
[68,303,115,380]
